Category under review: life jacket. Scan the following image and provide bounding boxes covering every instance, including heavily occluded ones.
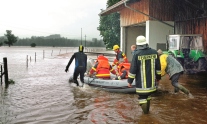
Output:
[118,63,130,78]
[96,55,111,78]
[97,55,108,61]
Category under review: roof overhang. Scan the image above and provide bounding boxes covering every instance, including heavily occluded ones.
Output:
[99,0,126,16]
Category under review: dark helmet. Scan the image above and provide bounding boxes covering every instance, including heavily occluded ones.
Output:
[79,45,84,52]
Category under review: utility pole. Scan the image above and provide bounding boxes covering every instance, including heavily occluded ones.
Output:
[81,28,82,45]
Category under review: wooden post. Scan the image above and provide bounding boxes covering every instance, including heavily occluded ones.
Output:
[26,55,28,67]
[43,50,45,59]
[59,49,61,54]
[3,57,8,86]
[1,65,2,85]
[51,50,53,56]
[35,52,36,62]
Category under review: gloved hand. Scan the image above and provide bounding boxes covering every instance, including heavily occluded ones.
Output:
[111,64,115,68]
[89,74,92,77]
[116,72,119,76]
[65,68,68,73]
[128,83,132,88]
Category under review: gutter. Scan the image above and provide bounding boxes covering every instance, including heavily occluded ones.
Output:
[124,0,174,28]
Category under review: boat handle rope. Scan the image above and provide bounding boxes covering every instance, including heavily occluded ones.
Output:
[88,76,95,84]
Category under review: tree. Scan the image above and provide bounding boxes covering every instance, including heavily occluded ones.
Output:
[4,30,18,47]
[30,43,36,47]
[98,0,121,49]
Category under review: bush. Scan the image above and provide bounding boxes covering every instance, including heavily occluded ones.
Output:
[30,43,36,47]
[8,79,15,84]
[0,42,3,46]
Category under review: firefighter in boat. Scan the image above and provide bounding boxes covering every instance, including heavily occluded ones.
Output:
[89,55,117,79]
[112,45,129,67]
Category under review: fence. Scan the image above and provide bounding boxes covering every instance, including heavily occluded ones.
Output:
[25,47,108,67]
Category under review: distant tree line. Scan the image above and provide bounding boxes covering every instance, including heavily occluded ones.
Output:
[0,30,106,47]
[13,37,105,47]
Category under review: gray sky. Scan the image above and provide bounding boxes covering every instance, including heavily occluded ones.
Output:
[0,0,107,40]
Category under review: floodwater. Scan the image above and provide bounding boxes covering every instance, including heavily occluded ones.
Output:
[0,46,207,124]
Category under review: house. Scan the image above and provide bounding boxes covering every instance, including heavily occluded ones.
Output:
[99,0,207,61]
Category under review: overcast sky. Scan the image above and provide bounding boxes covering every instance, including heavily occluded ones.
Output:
[0,0,108,40]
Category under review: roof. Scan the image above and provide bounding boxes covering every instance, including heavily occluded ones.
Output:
[99,0,126,16]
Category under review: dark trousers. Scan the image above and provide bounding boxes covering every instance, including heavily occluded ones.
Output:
[170,73,181,92]
[73,67,85,83]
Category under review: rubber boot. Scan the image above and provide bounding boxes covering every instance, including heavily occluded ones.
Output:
[177,84,189,95]
[140,103,149,114]
[74,80,79,86]
[80,80,84,87]
[69,77,74,83]
[147,97,151,112]
[174,87,180,93]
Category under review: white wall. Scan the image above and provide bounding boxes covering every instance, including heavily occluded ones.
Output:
[146,20,174,50]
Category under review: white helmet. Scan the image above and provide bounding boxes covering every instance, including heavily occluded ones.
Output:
[136,35,147,45]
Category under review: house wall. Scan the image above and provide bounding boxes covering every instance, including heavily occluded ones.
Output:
[120,0,150,27]
[149,0,174,21]
[120,0,174,27]
[146,20,174,50]
[173,0,207,51]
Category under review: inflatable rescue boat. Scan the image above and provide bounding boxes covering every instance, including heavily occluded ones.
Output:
[69,57,136,93]
[69,75,136,93]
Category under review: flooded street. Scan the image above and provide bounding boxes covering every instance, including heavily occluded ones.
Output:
[0,46,207,124]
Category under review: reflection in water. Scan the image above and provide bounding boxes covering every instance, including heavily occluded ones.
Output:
[0,47,207,124]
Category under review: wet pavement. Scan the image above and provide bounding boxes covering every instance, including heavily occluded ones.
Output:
[0,46,207,124]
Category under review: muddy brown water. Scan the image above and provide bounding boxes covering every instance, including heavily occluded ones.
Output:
[0,46,207,124]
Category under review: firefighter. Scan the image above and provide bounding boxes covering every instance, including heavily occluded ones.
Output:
[65,45,87,86]
[128,35,161,114]
[112,45,129,67]
[89,55,116,79]
[113,61,131,80]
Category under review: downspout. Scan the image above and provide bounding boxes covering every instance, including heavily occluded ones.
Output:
[124,0,174,28]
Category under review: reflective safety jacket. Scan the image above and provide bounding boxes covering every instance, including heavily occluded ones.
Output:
[128,47,161,95]
[112,50,128,66]
[115,63,131,80]
[159,54,168,76]
[90,56,116,79]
